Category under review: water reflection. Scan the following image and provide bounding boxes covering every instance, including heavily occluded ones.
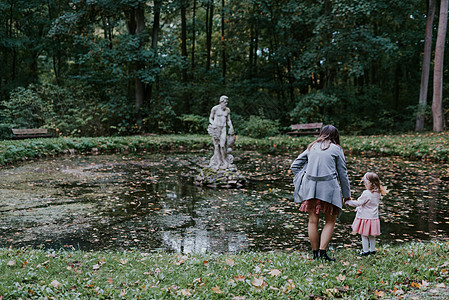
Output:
[0,152,448,253]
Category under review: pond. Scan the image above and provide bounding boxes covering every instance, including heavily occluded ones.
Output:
[0,151,448,254]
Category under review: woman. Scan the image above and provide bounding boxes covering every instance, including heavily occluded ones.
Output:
[291,125,351,261]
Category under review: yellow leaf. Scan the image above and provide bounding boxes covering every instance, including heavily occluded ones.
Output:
[269,269,281,277]
[411,281,421,288]
[375,290,385,297]
[178,289,193,296]
[212,285,223,294]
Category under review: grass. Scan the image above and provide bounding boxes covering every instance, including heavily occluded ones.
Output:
[1,241,448,299]
[0,131,448,166]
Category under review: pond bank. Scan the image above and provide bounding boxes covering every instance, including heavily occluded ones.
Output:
[0,132,448,167]
[1,241,448,299]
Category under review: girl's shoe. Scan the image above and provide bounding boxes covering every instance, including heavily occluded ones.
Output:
[319,249,335,262]
[369,251,376,255]
[359,251,370,256]
[313,250,319,260]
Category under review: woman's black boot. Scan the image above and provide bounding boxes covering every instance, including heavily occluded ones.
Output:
[313,250,319,260]
[319,249,335,262]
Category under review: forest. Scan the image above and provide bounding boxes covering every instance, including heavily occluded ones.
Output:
[0,0,448,138]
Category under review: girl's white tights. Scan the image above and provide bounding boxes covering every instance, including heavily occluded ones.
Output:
[361,235,376,252]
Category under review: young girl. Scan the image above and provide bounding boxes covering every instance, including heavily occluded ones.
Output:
[344,172,388,256]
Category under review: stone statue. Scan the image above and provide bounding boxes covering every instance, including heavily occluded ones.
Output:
[195,95,245,187]
[207,95,235,170]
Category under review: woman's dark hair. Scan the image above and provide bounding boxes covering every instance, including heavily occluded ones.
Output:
[307,125,341,150]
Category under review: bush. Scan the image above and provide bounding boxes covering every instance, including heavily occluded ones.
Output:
[289,91,339,125]
[177,114,208,134]
[240,115,281,138]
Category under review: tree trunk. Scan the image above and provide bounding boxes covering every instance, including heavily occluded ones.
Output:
[181,0,188,83]
[148,0,161,101]
[191,0,196,74]
[180,0,190,113]
[221,0,226,80]
[432,0,448,132]
[9,0,16,81]
[249,22,254,79]
[134,4,146,127]
[206,0,214,71]
[416,0,436,132]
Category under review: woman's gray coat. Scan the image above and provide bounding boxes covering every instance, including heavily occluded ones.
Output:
[290,142,351,211]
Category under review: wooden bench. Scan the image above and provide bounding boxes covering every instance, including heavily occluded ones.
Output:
[288,122,323,136]
[12,128,52,139]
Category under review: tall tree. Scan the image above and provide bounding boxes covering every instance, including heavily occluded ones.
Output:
[191,0,196,74]
[131,3,146,126]
[416,0,436,131]
[221,0,226,80]
[432,0,448,132]
[205,0,214,71]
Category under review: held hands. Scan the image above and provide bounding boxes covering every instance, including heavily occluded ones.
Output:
[343,197,352,205]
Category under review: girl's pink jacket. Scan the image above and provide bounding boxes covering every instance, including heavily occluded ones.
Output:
[345,190,380,220]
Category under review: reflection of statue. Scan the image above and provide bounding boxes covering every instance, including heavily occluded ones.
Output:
[208,95,235,170]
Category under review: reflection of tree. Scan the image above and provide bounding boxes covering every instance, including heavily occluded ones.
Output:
[160,183,248,254]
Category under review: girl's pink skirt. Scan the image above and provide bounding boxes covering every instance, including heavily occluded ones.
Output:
[299,199,339,216]
[352,218,381,236]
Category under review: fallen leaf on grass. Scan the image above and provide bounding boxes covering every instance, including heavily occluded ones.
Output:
[178,289,193,296]
[251,277,267,288]
[212,285,223,294]
[107,278,113,284]
[234,275,245,281]
[411,281,421,288]
[50,280,62,289]
[225,258,235,266]
[92,264,100,270]
[436,283,446,288]
[336,274,346,282]
[7,260,16,266]
[120,259,128,265]
[375,290,385,298]
[282,280,295,292]
[269,269,281,277]
[232,296,245,300]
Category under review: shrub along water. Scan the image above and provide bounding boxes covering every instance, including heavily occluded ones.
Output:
[0,132,448,166]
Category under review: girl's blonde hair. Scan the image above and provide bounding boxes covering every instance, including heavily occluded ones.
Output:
[361,172,388,196]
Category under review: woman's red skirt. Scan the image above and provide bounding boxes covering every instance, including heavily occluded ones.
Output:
[299,199,339,216]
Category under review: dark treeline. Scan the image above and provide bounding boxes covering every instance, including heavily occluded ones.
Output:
[0,0,447,137]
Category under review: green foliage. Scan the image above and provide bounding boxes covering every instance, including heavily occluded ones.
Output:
[176,114,208,134]
[239,115,281,138]
[0,0,438,135]
[0,242,448,299]
[3,86,54,129]
[289,91,339,124]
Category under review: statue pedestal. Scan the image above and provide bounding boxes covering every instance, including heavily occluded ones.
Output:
[194,167,246,188]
